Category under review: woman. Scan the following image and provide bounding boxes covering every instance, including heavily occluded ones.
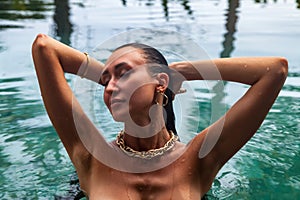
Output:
[32,33,288,199]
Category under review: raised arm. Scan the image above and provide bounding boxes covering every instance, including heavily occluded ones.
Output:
[170,57,288,186]
[32,34,104,166]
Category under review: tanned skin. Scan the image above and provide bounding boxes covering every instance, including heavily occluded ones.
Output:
[32,34,288,199]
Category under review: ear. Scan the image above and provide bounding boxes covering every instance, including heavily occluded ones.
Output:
[156,73,169,92]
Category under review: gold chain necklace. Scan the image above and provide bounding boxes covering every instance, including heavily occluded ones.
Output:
[116,130,178,159]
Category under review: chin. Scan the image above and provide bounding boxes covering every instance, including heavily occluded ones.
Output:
[110,110,127,122]
[112,115,125,122]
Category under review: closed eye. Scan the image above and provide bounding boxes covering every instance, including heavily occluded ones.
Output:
[99,62,132,86]
[99,74,110,86]
[118,68,132,80]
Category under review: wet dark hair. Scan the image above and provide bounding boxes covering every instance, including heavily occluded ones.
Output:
[114,43,177,135]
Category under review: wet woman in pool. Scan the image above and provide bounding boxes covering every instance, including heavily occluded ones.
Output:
[32,33,288,199]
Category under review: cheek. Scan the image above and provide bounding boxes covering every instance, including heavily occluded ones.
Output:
[130,86,155,107]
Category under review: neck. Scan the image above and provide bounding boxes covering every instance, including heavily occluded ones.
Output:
[122,127,171,151]
[122,103,169,151]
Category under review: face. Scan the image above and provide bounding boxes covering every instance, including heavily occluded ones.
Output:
[101,47,159,125]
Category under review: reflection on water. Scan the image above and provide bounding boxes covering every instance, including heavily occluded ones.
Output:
[255,0,300,9]
[53,0,73,45]
[220,0,239,58]
[0,76,74,198]
[0,0,51,22]
[119,0,194,21]
[0,0,299,199]
[160,0,193,20]
[210,94,300,198]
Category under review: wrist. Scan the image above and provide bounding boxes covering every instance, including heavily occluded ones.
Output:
[170,61,198,81]
[77,52,105,83]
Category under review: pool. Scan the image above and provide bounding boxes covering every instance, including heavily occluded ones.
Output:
[0,0,299,199]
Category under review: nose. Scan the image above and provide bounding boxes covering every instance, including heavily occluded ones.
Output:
[105,77,119,93]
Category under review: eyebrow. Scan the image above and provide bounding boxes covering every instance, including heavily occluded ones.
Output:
[102,62,129,76]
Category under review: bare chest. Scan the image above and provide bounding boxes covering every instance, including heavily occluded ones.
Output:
[86,161,201,200]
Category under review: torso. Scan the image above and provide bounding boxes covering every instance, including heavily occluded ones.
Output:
[77,140,210,200]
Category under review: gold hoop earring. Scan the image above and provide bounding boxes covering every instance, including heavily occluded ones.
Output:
[155,91,168,107]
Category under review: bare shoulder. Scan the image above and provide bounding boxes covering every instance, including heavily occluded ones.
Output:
[175,130,220,191]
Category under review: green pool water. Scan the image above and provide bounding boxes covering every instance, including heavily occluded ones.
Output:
[0,0,299,199]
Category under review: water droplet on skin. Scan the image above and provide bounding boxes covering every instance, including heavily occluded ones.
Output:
[181,158,185,163]
[267,67,270,71]
[188,167,192,176]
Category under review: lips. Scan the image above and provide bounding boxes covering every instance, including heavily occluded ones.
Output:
[110,98,125,106]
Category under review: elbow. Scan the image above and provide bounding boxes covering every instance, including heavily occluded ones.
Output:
[32,33,50,56]
[278,57,288,77]
[272,57,288,81]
